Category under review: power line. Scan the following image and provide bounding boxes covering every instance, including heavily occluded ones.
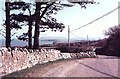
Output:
[70,6,120,32]
[70,32,83,39]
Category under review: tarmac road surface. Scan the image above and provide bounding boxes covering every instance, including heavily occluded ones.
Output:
[2,55,120,78]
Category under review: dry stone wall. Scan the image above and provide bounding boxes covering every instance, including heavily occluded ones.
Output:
[0,47,97,77]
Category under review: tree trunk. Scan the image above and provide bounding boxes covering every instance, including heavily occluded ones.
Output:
[33,2,41,49]
[28,9,32,49]
[5,1,11,48]
[28,17,32,49]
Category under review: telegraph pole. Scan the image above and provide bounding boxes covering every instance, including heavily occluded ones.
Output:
[87,35,89,46]
[68,25,70,47]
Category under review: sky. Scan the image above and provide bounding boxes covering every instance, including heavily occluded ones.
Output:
[42,0,120,40]
[47,0,119,40]
[0,0,120,44]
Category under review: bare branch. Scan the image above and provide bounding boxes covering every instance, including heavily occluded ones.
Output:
[2,8,5,12]
[11,32,17,37]
[0,32,6,38]
[1,30,6,34]
[0,29,3,31]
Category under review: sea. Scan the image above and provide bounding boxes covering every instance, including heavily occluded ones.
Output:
[0,38,84,47]
[0,39,60,47]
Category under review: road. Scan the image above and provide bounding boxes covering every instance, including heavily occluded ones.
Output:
[2,55,120,78]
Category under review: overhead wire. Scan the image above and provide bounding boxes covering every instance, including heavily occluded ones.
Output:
[70,32,83,39]
[70,6,120,32]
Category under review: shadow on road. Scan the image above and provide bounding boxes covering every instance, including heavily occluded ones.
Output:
[75,61,119,79]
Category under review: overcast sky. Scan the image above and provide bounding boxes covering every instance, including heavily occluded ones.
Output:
[0,0,120,41]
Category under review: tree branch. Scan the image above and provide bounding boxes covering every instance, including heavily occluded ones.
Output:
[0,32,6,38]
[11,32,17,37]
[40,2,55,19]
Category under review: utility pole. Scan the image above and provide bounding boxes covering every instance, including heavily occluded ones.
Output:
[87,35,89,46]
[68,25,70,47]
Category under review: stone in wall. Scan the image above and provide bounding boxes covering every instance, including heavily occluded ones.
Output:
[29,53,38,66]
[12,50,21,72]
[0,50,3,76]
[39,52,48,64]
[88,52,98,58]
[54,50,62,60]
[61,53,72,59]
[46,49,60,61]
[70,53,78,59]
[2,50,11,74]
[0,47,97,77]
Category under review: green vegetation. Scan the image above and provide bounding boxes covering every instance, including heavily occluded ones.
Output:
[2,0,96,49]
[95,25,120,56]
